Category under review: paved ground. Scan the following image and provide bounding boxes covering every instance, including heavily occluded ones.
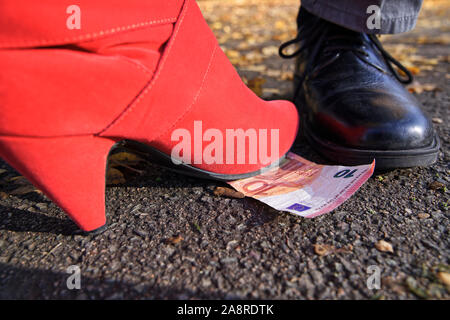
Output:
[0,0,448,299]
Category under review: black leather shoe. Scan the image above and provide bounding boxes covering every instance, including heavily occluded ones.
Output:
[279,7,440,169]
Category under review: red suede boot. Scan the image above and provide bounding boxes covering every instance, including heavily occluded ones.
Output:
[0,0,298,232]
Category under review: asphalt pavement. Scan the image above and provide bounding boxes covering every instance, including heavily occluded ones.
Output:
[0,0,448,299]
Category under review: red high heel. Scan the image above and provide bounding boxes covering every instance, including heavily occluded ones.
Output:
[0,0,298,232]
[0,135,116,231]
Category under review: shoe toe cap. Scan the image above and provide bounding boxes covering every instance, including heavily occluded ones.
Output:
[309,88,435,151]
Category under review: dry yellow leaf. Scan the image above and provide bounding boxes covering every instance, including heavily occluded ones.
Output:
[261,45,279,57]
[281,71,294,81]
[263,88,282,95]
[314,243,353,256]
[272,32,293,42]
[407,66,420,75]
[314,243,334,256]
[429,181,445,190]
[247,77,266,96]
[225,49,240,59]
[406,81,440,94]
[0,169,6,175]
[106,167,126,185]
[211,21,223,30]
[165,235,184,245]
[417,35,450,45]
[236,41,250,50]
[244,50,263,63]
[375,240,394,253]
[275,20,287,30]
[408,55,439,66]
[9,176,30,185]
[437,272,450,286]
[231,32,243,40]
[214,186,245,199]
[109,152,142,165]
[242,65,267,72]
[10,185,41,195]
[417,213,430,219]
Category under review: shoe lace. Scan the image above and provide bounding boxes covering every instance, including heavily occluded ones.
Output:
[279,19,413,85]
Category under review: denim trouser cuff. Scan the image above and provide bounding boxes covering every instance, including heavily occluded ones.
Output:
[301,0,423,34]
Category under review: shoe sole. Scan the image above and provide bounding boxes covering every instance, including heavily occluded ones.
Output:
[121,139,288,182]
[302,119,440,169]
[73,139,290,235]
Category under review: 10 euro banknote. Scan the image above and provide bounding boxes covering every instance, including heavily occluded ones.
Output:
[228,152,375,218]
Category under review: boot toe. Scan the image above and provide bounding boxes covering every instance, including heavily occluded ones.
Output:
[308,87,435,151]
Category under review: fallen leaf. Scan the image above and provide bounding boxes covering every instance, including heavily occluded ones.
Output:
[280,71,293,81]
[314,244,334,256]
[8,176,30,185]
[0,191,8,199]
[274,20,287,30]
[441,55,450,63]
[335,244,353,254]
[398,66,420,77]
[272,32,292,42]
[106,167,126,185]
[261,45,279,57]
[432,117,443,124]
[411,55,439,66]
[244,50,263,63]
[437,272,450,286]
[165,235,184,245]
[247,77,266,96]
[193,222,202,233]
[417,213,430,219]
[266,69,281,77]
[211,21,223,30]
[416,34,450,45]
[429,181,445,190]
[9,185,41,195]
[242,65,267,72]
[225,49,240,59]
[262,88,282,95]
[375,240,394,253]
[109,152,143,166]
[226,240,239,251]
[314,243,353,256]
[214,186,245,199]
[0,169,6,175]
[406,81,440,94]
[236,41,250,50]
[407,66,420,75]
[230,32,243,40]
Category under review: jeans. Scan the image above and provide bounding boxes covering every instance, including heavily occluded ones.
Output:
[301,0,423,34]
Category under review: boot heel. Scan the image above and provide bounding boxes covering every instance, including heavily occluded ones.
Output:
[0,135,117,232]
